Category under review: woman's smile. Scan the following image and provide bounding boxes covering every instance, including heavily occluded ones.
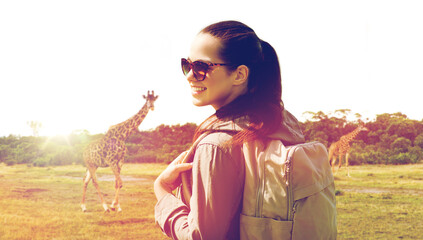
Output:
[190,85,207,95]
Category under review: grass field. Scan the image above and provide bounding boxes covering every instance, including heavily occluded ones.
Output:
[1,163,422,239]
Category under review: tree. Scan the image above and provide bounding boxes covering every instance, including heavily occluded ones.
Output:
[414,133,423,149]
[391,137,412,153]
[27,121,42,137]
[388,120,418,141]
[0,145,11,163]
[1,111,422,166]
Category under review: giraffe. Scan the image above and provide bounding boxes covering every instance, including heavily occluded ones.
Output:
[328,124,368,177]
[81,90,158,212]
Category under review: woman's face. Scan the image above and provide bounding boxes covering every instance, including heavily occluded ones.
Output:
[186,33,242,110]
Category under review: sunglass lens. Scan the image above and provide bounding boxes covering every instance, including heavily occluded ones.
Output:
[181,58,209,81]
[181,58,191,76]
[193,62,208,81]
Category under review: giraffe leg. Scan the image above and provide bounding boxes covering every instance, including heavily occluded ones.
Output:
[111,188,122,212]
[333,155,342,175]
[332,156,339,174]
[328,146,334,167]
[346,152,350,177]
[110,165,123,212]
[81,169,92,212]
[331,156,336,173]
[89,167,109,212]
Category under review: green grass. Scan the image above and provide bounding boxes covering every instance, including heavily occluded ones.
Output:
[333,164,423,239]
[1,163,422,239]
[0,163,168,240]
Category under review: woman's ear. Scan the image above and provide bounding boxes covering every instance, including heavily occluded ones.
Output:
[232,65,249,86]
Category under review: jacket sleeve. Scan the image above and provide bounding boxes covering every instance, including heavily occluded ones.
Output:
[155,142,244,240]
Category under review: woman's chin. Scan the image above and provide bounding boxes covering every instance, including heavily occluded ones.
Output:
[192,98,207,107]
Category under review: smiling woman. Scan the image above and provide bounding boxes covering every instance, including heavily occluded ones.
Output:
[1,1,423,138]
[154,20,306,240]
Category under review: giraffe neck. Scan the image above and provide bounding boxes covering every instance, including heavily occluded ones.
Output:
[342,127,363,143]
[130,103,150,130]
[105,102,150,141]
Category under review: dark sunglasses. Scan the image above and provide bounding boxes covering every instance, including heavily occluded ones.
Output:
[181,58,230,81]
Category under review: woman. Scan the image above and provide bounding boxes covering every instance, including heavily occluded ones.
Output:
[154,20,305,239]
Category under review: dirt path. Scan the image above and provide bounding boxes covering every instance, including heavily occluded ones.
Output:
[341,186,423,195]
[60,175,150,182]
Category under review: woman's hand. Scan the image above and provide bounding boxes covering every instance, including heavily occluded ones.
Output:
[154,151,193,200]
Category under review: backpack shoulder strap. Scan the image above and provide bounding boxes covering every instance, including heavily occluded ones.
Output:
[180,132,209,205]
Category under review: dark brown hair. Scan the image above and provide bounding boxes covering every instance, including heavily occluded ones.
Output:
[194,20,283,145]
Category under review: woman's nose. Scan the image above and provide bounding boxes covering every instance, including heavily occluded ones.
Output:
[186,70,197,82]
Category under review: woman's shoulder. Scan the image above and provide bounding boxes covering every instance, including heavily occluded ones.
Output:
[198,131,235,148]
[197,117,246,147]
[195,131,243,164]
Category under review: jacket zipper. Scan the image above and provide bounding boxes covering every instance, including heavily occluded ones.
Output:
[286,146,297,221]
[292,201,298,218]
[256,151,265,217]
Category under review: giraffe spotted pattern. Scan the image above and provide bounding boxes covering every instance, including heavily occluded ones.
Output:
[328,125,368,177]
[81,90,158,212]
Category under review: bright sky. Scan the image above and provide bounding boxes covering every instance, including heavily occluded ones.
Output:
[1,0,422,137]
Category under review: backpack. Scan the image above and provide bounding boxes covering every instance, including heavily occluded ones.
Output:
[240,140,337,240]
[181,135,337,240]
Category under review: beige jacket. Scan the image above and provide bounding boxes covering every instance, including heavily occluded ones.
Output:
[155,109,305,240]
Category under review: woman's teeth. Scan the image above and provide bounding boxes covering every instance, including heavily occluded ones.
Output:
[192,86,207,92]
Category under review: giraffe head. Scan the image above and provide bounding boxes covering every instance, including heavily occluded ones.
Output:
[143,90,159,111]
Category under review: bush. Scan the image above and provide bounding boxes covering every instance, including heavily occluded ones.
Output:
[347,152,362,165]
[5,158,17,166]
[50,149,77,166]
[33,157,49,167]
[349,144,385,165]
[126,151,157,163]
[388,153,412,164]
[156,150,180,164]
[351,151,385,165]
[414,134,423,148]
[408,146,423,163]
[391,137,412,153]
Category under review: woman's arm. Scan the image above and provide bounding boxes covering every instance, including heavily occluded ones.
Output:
[155,142,244,240]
